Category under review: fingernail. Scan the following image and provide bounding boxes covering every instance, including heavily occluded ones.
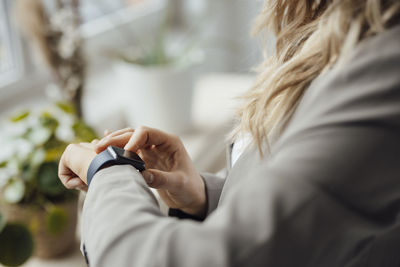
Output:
[144,172,154,184]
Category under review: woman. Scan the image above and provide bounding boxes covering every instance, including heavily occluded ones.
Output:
[59,1,400,266]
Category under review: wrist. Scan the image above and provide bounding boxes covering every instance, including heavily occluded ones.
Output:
[65,144,96,184]
[86,146,146,186]
[182,204,206,219]
[181,178,207,218]
[81,157,94,184]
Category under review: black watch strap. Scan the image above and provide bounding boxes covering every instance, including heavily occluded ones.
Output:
[86,149,114,186]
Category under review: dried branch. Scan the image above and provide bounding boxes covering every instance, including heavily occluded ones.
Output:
[15,0,86,118]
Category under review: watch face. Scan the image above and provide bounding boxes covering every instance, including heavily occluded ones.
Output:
[110,146,143,162]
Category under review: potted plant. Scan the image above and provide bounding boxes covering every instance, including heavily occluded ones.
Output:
[112,19,203,134]
[0,102,97,259]
[0,212,34,266]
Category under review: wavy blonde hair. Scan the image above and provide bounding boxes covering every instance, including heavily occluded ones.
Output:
[234,0,400,154]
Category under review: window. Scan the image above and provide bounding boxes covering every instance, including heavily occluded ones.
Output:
[80,0,126,22]
[0,0,21,87]
[0,0,159,91]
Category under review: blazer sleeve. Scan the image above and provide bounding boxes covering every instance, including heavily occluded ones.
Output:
[81,28,400,267]
[201,173,226,215]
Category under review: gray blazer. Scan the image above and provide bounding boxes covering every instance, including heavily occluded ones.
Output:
[81,25,400,267]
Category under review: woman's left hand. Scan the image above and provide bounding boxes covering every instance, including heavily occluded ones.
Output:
[58,142,97,191]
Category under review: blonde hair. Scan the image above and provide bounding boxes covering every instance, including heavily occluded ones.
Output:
[234,0,400,154]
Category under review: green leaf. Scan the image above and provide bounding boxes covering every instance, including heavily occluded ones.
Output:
[56,102,76,115]
[43,136,68,161]
[44,146,67,162]
[45,206,68,235]
[39,112,59,133]
[73,121,98,142]
[10,111,30,123]
[30,149,46,167]
[0,223,34,266]
[3,179,25,204]
[43,135,67,152]
[37,162,66,197]
[27,127,52,146]
[21,162,33,182]
[0,213,6,233]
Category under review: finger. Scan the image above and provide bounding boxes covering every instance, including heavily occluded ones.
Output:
[95,132,133,153]
[58,149,75,186]
[97,128,134,146]
[80,187,88,192]
[100,127,135,147]
[59,170,79,188]
[124,126,171,152]
[76,184,88,192]
[91,139,99,145]
[104,129,111,136]
[137,147,159,167]
[142,169,183,190]
[108,127,135,138]
[65,177,85,189]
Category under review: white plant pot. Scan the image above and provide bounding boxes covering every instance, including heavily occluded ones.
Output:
[114,61,195,134]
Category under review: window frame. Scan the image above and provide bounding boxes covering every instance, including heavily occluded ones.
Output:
[0,0,25,88]
[0,0,167,113]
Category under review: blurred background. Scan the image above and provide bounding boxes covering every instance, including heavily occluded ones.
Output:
[0,0,274,266]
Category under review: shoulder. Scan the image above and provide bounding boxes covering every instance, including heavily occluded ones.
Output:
[276,25,400,150]
[336,24,400,86]
[329,24,400,88]
[301,25,400,113]
[352,24,400,62]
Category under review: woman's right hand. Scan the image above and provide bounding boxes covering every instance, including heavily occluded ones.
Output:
[95,126,207,218]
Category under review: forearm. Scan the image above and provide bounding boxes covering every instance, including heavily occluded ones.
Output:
[81,165,240,267]
[81,165,163,266]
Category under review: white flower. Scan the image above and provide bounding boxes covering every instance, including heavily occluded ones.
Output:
[56,124,75,142]
[50,107,75,143]
[0,158,19,188]
[0,140,15,163]
[3,178,25,204]
[14,139,34,161]
[27,127,51,146]
[4,121,27,137]
[6,158,19,174]
[31,149,46,167]
[26,113,41,129]
[50,104,74,121]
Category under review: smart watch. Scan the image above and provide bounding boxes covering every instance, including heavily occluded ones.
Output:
[86,146,145,186]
